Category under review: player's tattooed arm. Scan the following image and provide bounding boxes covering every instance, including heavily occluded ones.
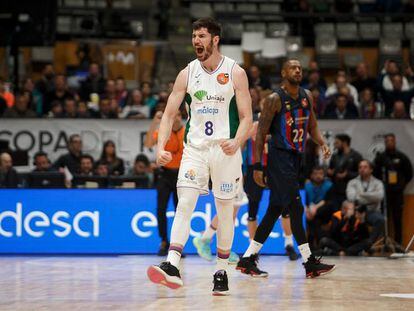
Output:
[305,89,331,159]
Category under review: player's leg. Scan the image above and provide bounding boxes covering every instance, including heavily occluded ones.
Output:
[148,146,208,289]
[281,213,299,260]
[245,165,264,239]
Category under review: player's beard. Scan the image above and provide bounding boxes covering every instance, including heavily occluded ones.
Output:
[195,39,214,61]
[286,75,302,86]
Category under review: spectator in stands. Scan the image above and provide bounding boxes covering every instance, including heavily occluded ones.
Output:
[53,134,83,174]
[323,94,359,119]
[22,77,42,116]
[381,74,413,117]
[47,101,64,118]
[104,79,116,100]
[95,162,109,177]
[319,201,370,256]
[352,62,377,94]
[379,60,410,92]
[250,87,261,114]
[302,69,327,94]
[390,100,409,119]
[62,97,78,118]
[97,140,125,176]
[305,165,333,248]
[247,65,271,90]
[325,71,359,108]
[129,153,153,188]
[2,93,36,118]
[93,97,118,119]
[346,159,385,252]
[359,88,382,118]
[0,152,18,188]
[141,82,158,116]
[79,62,106,101]
[79,154,95,176]
[0,77,15,109]
[374,133,413,245]
[44,74,72,116]
[77,101,91,118]
[328,134,363,208]
[34,64,55,100]
[115,77,129,108]
[309,86,327,117]
[119,89,149,119]
[32,151,54,172]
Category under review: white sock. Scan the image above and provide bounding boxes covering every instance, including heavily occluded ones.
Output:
[201,225,216,241]
[298,243,312,263]
[284,234,294,248]
[243,240,263,257]
[216,257,229,272]
[166,250,181,268]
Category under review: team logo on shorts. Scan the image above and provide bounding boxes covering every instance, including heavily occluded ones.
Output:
[184,169,196,181]
[301,98,308,108]
[220,182,233,193]
[217,73,229,85]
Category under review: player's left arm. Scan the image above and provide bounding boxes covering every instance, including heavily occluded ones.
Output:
[220,64,253,155]
[305,89,331,159]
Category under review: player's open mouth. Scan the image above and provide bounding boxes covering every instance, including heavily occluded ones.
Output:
[196,47,204,54]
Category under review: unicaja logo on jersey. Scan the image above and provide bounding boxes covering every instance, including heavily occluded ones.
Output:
[194,90,207,101]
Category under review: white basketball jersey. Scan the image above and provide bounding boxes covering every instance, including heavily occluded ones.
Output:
[184,56,239,147]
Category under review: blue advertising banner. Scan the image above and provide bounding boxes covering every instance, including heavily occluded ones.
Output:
[0,190,305,254]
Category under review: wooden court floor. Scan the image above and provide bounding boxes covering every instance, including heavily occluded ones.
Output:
[0,255,412,310]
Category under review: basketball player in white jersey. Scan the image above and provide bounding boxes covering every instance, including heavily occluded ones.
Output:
[147,17,252,295]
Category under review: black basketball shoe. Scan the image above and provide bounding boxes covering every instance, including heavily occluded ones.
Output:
[212,270,229,296]
[147,261,183,289]
[285,245,299,261]
[236,254,268,278]
[303,255,335,278]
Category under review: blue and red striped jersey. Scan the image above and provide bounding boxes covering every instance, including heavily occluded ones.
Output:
[269,87,312,153]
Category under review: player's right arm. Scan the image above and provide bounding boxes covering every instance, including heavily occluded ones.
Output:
[253,93,281,187]
[157,67,188,166]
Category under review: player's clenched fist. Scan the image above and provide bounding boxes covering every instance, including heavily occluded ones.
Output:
[157,149,172,166]
[220,139,239,155]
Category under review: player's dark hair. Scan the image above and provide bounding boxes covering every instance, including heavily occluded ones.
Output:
[335,133,351,146]
[192,17,222,38]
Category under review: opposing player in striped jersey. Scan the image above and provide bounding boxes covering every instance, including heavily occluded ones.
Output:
[147,17,252,295]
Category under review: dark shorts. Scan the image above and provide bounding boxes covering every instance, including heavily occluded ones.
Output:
[267,147,302,206]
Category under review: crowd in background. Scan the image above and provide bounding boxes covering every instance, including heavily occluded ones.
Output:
[1,57,414,120]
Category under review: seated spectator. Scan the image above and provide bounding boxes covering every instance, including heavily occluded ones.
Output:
[352,62,377,94]
[79,62,106,101]
[328,134,363,208]
[32,151,54,172]
[47,101,64,118]
[2,92,36,118]
[104,79,116,100]
[22,77,42,116]
[53,134,83,174]
[379,60,410,92]
[359,88,382,118]
[0,152,18,188]
[302,70,327,97]
[79,154,95,176]
[92,98,118,119]
[323,94,359,119]
[325,71,359,108]
[346,160,385,252]
[97,140,125,176]
[95,162,109,177]
[381,74,413,116]
[129,153,153,188]
[119,89,149,119]
[44,74,72,116]
[319,201,370,256]
[62,98,78,118]
[141,82,158,116]
[77,101,91,118]
[115,77,129,108]
[305,166,333,248]
[34,64,55,101]
[390,100,409,119]
[247,65,271,91]
[250,87,262,114]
